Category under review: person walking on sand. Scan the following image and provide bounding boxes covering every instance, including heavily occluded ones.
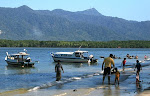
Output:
[134,60,142,83]
[102,54,115,84]
[122,58,126,72]
[55,61,64,81]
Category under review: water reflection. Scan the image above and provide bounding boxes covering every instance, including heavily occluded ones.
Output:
[52,62,98,68]
[115,86,120,96]
[136,82,142,93]
[104,85,112,96]
[5,65,35,74]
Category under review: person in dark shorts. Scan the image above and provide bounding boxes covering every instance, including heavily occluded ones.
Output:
[135,60,142,83]
[102,54,115,84]
[55,61,64,81]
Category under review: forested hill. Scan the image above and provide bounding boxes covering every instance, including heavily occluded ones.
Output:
[1,40,150,48]
[0,5,150,41]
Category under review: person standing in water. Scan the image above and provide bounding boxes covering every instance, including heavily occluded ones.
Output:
[55,61,64,81]
[102,54,115,84]
[135,60,142,83]
[122,58,126,72]
[144,55,147,60]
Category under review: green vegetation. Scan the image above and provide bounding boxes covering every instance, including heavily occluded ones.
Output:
[0,40,150,48]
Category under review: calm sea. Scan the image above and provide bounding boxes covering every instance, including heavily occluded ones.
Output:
[0,47,150,93]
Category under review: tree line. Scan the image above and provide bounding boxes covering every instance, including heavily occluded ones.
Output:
[0,39,150,48]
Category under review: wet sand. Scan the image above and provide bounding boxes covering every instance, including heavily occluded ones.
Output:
[0,88,27,96]
[86,66,150,96]
[136,89,150,96]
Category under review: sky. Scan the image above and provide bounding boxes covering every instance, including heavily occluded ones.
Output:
[0,0,150,21]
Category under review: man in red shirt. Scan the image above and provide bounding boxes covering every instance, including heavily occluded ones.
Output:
[122,58,126,71]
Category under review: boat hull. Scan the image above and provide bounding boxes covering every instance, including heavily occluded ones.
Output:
[6,61,34,67]
[53,57,89,63]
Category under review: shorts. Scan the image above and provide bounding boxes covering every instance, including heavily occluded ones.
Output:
[137,69,140,73]
[123,64,125,67]
[115,77,119,81]
[104,67,111,76]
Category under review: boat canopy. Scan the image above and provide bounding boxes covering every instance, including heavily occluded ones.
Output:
[74,50,88,53]
[55,52,74,55]
[10,52,30,56]
[54,51,88,55]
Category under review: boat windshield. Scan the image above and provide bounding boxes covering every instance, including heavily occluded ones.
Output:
[75,52,88,57]
[75,52,81,57]
[9,55,29,62]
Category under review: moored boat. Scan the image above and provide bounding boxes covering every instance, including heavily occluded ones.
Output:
[5,49,35,67]
[51,50,98,63]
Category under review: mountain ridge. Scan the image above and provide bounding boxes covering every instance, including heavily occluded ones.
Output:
[76,8,102,16]
[0,6,150,41]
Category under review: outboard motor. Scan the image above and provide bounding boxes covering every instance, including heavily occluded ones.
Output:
[50,53,54,57]
[26,57,31,62]
[89,55,94,59]
[89,55,94,63]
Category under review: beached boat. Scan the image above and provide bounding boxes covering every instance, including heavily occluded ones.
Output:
[51,50,98,63]
[5,49,34,67]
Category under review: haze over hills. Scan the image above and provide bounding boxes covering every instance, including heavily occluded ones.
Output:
[0,5,150,41]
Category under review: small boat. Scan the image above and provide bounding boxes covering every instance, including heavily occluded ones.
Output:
[5,49,34,67]
[51,50,98,63]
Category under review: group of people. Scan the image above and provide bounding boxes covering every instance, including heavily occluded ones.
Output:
[102,54,142,85]
[126,54,138,59]
[55,54,142,86]
[102,54,120,85]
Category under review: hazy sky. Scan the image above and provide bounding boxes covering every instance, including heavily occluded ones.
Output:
[0,0,150,21]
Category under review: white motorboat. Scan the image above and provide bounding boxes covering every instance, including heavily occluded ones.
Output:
[51,50,98,63]
[5,49,34,67]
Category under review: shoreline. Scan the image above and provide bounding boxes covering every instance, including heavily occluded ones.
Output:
[12,68,136,96]
[20,64,150,96]
[1,66,150,96]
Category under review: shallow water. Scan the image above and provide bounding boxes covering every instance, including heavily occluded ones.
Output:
[0,48,150,93]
